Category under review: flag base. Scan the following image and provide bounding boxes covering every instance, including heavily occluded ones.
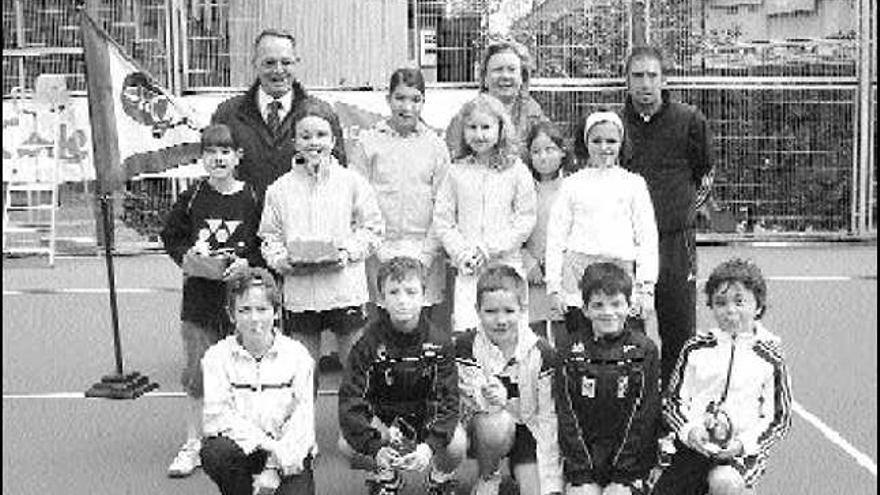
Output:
[85,372,159,400]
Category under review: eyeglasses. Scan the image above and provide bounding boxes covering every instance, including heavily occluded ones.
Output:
[259,58,299,70]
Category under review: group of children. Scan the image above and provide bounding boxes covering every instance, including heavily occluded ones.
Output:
[161,66,792,495]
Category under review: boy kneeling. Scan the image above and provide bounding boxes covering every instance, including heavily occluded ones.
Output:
[201,268,317,495]
[554,262,661,495]
[338,257,466,494]
[653,258,792,495]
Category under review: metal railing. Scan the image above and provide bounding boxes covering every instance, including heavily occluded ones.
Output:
[1,0,875,237]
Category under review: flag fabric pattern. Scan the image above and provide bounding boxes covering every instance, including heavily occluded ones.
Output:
[80,9,204,193]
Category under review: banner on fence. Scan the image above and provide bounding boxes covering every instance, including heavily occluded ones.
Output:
[2,89,475,183]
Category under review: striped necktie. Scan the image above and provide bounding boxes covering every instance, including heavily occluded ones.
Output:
[267,100,282,136]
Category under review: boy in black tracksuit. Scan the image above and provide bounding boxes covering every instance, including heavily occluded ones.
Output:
[554,263,661,495]
[338,257,465,495]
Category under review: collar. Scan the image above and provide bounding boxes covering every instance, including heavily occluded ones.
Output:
[708,321,769,344]
[624,89,671,123]
[375,119,430,138]
[375,308,430,346]
[257,86,293,119]
[465,153,513,172]
[293,154,337,182]
[593,328,628,343]
[231,332,280,360]
[475,317,537,374]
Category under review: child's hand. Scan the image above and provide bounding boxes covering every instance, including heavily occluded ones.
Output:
[548,292,567,319]
[252,468,281,495]
[393,443,432,472]
[223,257,250,281]
[632,282,655,319]
[333,248,351,269]
[375,446,401,470]
[687,425,720,458]
[481,378,508,408]
[715,438,744,461]
[459,247,485,275]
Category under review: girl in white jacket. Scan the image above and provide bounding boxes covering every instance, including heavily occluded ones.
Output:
[434,94,537,332]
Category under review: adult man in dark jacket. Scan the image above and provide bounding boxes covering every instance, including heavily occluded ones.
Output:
[620,46,713,388]
[211,29,346,202]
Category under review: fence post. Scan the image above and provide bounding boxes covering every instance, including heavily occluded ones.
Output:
[631,0,647,47]
[854,0,873,235]
[168,0,184,95]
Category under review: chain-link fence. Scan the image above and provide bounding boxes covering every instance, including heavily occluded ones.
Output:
[1,0,875,249]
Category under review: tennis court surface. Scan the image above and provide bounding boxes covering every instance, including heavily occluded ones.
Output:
[3,243,876,494]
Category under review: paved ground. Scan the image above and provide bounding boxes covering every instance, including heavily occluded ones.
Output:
[2,244,877,495]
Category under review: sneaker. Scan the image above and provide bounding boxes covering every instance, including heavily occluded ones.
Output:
[426,469,457,495]
[470,470,502,495]
[167,439,201,478]
[366,469,402,495]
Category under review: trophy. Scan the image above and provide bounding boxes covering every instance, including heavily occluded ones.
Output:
[388,417,418,456]
[703,401,733,447]
[286,238,342,273]
[182,233,236,280]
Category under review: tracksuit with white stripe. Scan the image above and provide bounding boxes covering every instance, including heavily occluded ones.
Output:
[655,322,792,492]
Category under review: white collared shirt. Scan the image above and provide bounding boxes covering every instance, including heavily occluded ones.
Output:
[257,86,293,124]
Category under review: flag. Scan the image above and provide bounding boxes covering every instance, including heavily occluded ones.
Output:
[80,8,204,193]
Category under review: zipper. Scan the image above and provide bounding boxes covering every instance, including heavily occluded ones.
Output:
[563,365,594,471]
[611,366,645,467]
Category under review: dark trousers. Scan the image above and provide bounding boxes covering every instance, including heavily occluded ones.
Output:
[201,436,314,495]
[651,442,713,495]
[656,228,697,388]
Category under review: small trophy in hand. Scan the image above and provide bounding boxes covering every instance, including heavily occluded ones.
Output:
[703,401,733,448]
[388,417,418,456]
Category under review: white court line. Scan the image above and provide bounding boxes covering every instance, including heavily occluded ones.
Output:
[3,274,874,297]
[3,392,876,476]
[2,390,339,400]
[3,287,179,295]
[792,400,877,477]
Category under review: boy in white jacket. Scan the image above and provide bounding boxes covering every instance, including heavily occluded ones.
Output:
[653,258,792,495]
[201,267,317,495]
[454,265,563,495]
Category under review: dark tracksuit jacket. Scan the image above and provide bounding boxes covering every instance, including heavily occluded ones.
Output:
[554,323,661,486]
[160,180,264,332]
[338,309,459,458]
[210,80,347,203]
[620,91,713,386]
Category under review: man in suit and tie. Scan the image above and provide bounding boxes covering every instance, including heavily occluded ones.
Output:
[211,28,346,202]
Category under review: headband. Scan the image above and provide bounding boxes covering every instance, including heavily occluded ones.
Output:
[584,111,624,138]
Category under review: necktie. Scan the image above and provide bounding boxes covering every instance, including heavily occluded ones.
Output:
[267,100,282,136]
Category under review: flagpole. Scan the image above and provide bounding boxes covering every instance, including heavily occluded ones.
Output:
[79,0,158,399]
[99,193,124,376]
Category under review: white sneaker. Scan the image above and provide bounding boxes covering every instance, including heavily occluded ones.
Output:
[470,470,502,495]
[168,439,201,478]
